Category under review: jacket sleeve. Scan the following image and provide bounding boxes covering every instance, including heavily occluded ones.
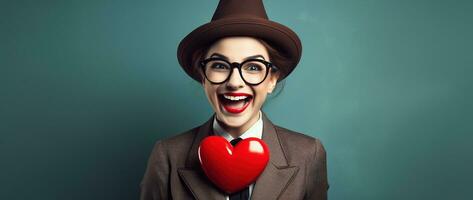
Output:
[304,138,329,200]
[140,140,170,200]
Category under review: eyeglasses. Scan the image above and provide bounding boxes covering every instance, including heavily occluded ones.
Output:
[199,57,279,85]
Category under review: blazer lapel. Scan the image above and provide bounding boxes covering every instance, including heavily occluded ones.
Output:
[177,112,299,200]
[177,113,226,200]
[250,112,300,200]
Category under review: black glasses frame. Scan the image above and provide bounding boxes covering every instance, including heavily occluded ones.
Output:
[199,57,279,86]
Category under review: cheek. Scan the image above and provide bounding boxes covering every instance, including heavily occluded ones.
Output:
[253,88,269,106]
[203,84,220,105]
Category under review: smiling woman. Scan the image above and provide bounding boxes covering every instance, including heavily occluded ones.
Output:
[140,0,329,200]
[200,37,280,137]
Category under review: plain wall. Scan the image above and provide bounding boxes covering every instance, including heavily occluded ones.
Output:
[1,0,472,199]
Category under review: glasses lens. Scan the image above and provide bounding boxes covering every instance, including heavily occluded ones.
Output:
[241,61,268,84]
[204,60,231,83]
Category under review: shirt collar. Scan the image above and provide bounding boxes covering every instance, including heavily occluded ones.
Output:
[212,110,263,142]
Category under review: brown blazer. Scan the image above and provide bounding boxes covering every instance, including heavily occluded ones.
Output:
[140,112,329,200]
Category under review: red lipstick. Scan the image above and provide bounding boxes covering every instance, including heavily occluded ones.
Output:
[218,92,253,114]
[223,92,252,97]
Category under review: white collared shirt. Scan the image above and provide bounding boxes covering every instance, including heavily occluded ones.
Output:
[212,110,263,200]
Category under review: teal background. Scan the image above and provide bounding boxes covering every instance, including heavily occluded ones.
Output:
[1,0,472,199]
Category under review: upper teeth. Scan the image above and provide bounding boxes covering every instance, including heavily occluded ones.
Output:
[223,95,248,101]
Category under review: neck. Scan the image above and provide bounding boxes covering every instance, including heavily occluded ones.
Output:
[217,111,260,138]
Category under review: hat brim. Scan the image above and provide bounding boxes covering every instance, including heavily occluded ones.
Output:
[177,17,302,83]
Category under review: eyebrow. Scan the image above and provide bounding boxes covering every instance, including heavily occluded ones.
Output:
[209,53,266,61]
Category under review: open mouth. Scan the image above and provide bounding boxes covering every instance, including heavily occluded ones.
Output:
[217,93,253,114]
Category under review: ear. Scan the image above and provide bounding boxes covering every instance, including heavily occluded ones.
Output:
[267,72,280,94]
[268,82,276,94]
[198,69,206,86]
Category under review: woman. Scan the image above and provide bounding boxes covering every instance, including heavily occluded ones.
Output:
[140,0,329,199]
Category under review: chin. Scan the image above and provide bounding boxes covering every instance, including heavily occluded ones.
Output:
[217,105,260,127]
[218,114,250,128]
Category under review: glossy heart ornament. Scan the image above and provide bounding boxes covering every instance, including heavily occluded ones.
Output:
[198,136,270,193]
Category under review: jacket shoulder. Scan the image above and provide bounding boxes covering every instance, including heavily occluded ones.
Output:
[274,125,323,146]
[273,125,326,164]
[159,126,199,147]
[148,125,200,165]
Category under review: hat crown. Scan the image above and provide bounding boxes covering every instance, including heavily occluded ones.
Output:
[177,0,302,83]
[211,0,268,21]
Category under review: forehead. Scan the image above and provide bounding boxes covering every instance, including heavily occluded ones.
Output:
[205,37,269,61]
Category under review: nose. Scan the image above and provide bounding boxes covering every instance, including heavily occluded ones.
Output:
[225,67,245,89]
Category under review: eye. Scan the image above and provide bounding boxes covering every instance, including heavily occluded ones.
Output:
[210,62,229,70]
[243,62,264,72]
[248,65,261,71]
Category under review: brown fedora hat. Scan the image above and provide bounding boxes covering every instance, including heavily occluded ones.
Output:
[177,0,302,83]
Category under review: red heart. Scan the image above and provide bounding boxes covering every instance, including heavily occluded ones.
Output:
[198,136,270,193]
